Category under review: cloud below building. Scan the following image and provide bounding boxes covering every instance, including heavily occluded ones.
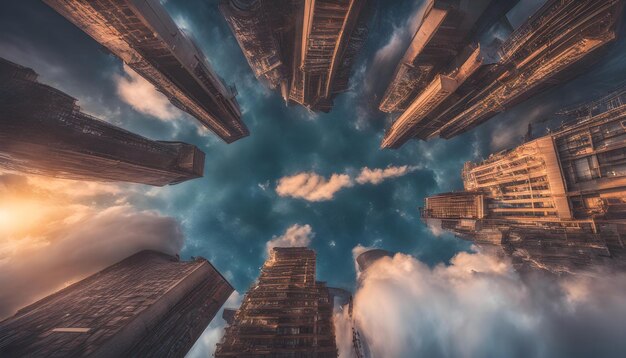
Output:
[335,248,626,358]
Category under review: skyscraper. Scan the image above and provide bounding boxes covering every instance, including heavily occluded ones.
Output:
[43,0,248,143]
[356,249,393,273]
[0,250,234,357]
[381,0,624,149]
[215,247,337,357]
[422,87,626,273]
[0,57,205,186]
[220,0,370,112]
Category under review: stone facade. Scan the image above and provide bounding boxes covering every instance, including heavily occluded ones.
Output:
[0,251,233,357]
[216,247,337,357]
[43,0,248,143]
[422,88,626,273]
[0,57,205,186]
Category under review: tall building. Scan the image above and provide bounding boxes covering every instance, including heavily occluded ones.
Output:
[215,247,337,357]
[356,249,393,272]
[0,250,234,357]
[381,0,624,149]
[220,0,370,112]
[0,57,205,186]
[43,0,248,143]
[421,87,626,273]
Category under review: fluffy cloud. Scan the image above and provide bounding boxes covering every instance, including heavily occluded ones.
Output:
[335,248,626,358]
[356,165,416,185]
[265,224,314,255]
[0,173,184,319]
[276,166,415,201]
[114,64,180,121]
[276,172,353,201]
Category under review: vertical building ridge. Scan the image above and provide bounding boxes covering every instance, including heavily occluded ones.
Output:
[381,0,624,149]
[0,250,234,358]
[215,247,337,357]
[421,87,626,273]
[43,0,249,143]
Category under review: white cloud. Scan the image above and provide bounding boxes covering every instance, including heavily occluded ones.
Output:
[335,248,626,358]
[276,172,353,201]
[265,224,314,255]
[425,218,446,237]
[114,64,180,121]
[0,173,184,319]
[276,166,416,202]
[0,205,184,319]
[356,165,417,185]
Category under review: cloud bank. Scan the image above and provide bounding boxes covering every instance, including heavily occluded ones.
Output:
[335,249,626,358]
[265,224,314,255]
[0,173,184,319]
[115,64,180,121]
[276,166,416,201]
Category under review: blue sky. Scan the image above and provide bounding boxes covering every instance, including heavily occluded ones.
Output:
[2,1,626,356]
[1,0,626,293]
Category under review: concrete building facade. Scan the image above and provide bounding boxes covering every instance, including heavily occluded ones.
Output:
[0,57,205,186]
[422,88,626,273]
[220,0,370,112]
[44,0,248,143]
[381,0,624,149]
[215,247,337,357]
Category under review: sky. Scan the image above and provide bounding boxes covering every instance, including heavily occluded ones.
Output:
[1,0,626,357]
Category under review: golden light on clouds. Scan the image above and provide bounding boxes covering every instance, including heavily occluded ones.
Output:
[0,173,96,249]
[0,171,184,318]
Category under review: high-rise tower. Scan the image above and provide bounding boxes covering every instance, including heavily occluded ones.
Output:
[422,87,626,273]
[381,0,624,148]
[220,0,370,112]
[356,249,393,272]
[0,57,205,186]
[0,250,234,357]
[215,247,337,357]
[43,0,248,143]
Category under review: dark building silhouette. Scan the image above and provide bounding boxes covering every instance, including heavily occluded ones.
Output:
[222,308,237,326]
[421,87,626,273]
[356,249,393,272]
[0,250,234,357]
[220,0,370,112]
[215,247,337,357]
[0,57,204,186]
[381,0,624,148]
[43,0,248,143]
